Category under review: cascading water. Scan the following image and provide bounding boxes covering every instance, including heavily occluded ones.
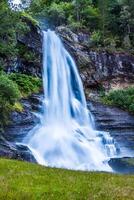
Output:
[24,30,117,171]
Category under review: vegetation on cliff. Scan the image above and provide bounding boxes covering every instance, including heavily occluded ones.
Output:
[0,0,134,62]
[0,73,42,129]
[0,158,134,200]
[0,74,20,129]
[0,0,134,128]
[9,73,42,97]
[101,87,134,114]
[28,0,134,51]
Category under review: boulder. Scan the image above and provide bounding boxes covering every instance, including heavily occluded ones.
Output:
[109,157,134,174]
[0,135,36,163]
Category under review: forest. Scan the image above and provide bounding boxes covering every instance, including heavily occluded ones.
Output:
[0,1,134,199]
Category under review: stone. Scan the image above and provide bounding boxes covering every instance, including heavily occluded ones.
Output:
[0,95,42,162]
[88,101,134,155]
[109,157,134,174]
[56,26,134,91]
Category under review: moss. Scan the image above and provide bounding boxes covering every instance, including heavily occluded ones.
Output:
[0,158,134,200]
[21,12,39,26]
[13,102,23,112]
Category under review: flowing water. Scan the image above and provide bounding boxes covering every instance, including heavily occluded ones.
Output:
[24,30,118,171]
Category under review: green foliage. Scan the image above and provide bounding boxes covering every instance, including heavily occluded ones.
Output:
[0,72,42,129]
[91,30,102,46]
[17,43,39,62]
[47,2,66,26]
[0,74,21,128]
[68,16,84,31]
[0,0,134,52]
[0,0,133,51]
[9,73,42,97]
[21,12,39,26]
[0,158,134,200]
[0,1,29,59]
[102,87,134,113]
[26,0,134,50]
[82,5,100,30]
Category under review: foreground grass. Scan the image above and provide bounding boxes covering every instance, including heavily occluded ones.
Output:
[0,159,134,200]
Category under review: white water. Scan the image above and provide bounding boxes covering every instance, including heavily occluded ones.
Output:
[24,30,117,171]
[8,0,31,10]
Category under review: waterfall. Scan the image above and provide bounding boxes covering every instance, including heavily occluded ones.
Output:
[24,30,117,171]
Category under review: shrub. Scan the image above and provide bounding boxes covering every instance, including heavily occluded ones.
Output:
[91,30,102,46]
[0,74,21,129]
[9,73,42,97]
[21,12,39,26]
[101,87,134,114]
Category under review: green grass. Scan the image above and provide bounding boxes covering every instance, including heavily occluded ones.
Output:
[0,159,134,199]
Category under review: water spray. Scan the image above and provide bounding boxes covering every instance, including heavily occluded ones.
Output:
[8,0,31,11]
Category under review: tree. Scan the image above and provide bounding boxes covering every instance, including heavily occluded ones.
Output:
[98,0,109,45]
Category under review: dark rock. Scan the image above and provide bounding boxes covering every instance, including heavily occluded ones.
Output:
[56,26,134,91]
[5,18,42,77]
[0,136,36,163]
[17,18,42,53]
[29,94,44,111]
[88,101,134,154]
[3,97,41,142]
[0,94,42,162]
[89,51,134,90]
[5,24,134,90]
[56,26,93,71]
[109,157,134,174]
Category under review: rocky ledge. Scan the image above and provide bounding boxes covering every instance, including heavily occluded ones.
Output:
[5,24,134,93]
[0,94,43,162]
[88,101,134,155]
[56,26,134,91]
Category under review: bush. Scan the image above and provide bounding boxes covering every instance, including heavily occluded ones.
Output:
[101,87,134,113]
[0,74,21,128]
[91,30,102,46]
[9,73,42,97]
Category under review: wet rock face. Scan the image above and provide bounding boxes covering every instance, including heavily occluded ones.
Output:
[56,26,134,90]
[88,101,134,173]
[56,26,93,70]
[0,137,36,163]
[109,157,134,174]
[0,94,42,162]
[89,51,134,90]
[18,18,42,53]
[88,101,134,155]
[6,24,134,89]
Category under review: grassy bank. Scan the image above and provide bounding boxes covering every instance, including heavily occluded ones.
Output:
[0,159,134,200]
